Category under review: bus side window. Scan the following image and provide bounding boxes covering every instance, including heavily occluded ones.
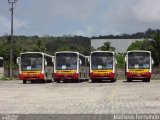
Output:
[79,55,85,66]
[0,59,3,67]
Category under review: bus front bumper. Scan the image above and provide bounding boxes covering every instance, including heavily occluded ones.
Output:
[126,72,151,79]
[19,73,44,80]
[53,73,78,80]
[89,72,115,80]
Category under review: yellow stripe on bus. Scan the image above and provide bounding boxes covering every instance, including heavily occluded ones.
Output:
[128,69,150,74]
[21,71,41,74]
[56,70,77,74]
[91,70,113,74]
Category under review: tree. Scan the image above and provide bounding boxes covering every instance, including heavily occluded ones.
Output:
[148,33,160,66]
[32,36,47,52]
[127,41,143,51]
[0,36,21,68]
[116,53,125,68]
[57,46,71,51]
[127,33,160,66]
[97,42,116,51]
[91,46,96,52]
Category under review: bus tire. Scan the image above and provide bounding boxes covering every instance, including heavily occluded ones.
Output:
[63,80,68,83]
[43,79,47,83]
[57,80,60,83]
[111,79,115,83]
[23,80,27,84]
[127,78,132,82]
[147,79,150,82]
[144,79,150,82]
[91,79,96,83]
[47,80,52,83]
[75,79,80,83]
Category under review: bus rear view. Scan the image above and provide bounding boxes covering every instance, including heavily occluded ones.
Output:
[125,50,153,82]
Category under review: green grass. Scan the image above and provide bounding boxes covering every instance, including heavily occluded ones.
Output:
[0,76,13,81]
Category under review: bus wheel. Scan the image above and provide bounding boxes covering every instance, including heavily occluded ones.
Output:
[147,79,150,82]
[143,79,150,82]
[63,80,68,83]
[127,78,132,82]
[57,80,60,83]
[74,79,80,83]
[23,80,27,84]
[42,80,47,83]
[111,79,115,83]
[91,79,96,83]
[47,80,52,83]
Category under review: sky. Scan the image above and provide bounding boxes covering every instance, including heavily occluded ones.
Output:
[0,0,160,37]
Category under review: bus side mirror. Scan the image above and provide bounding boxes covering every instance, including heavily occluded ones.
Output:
[79,60,82,65]
[115,59,117,65]
[125,55,127,62]
[17,57,20,65]
[151,58,154,65]
[52,56,55,63]
[87,56,90,63]
[44,59,47,66]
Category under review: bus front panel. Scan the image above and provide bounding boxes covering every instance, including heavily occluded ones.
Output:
[19,53,44,80]
[54,53,78,81]
[90,52,115,80]
[126,52,151,80]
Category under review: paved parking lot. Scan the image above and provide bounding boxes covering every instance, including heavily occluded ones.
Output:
[0,80,160,114]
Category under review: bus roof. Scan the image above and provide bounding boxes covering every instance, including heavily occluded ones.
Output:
[55,51,78,54]
[20,52,53,57]
[91,51,114,54]
[21,52,44,54]
[127,50,151,53]
[55,51,86,58]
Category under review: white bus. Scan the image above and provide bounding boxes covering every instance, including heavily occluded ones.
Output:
[125,50,154,82]
[89,51,117,82]
[0,57,4,77]
[54,51,89,83]
[17,52,54,84]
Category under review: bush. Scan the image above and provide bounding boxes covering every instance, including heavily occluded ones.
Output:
[0,76,12,81]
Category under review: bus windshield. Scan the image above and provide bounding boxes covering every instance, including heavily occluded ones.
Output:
[91,52,113,70]
[128,52,150,69]
[56,53,77,70]
[21,53,42,71]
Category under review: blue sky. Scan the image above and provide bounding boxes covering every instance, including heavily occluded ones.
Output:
[0,0,160,37]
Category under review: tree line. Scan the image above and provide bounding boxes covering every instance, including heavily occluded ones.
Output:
[0,28,160,69]
[0,35,90,68]
[91,28,160,67]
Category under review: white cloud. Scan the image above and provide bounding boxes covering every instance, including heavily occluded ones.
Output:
[86,26,94,37]
[14,17,26,29]
[1,0,160,36]
[24,0,100,22]
[0,15,10,34]
[132,0,160,23]
[55,0,99,21]
[95,0,160,35]
[72,26,94,37]
[72,30,85,36]
[0,15,26,35]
